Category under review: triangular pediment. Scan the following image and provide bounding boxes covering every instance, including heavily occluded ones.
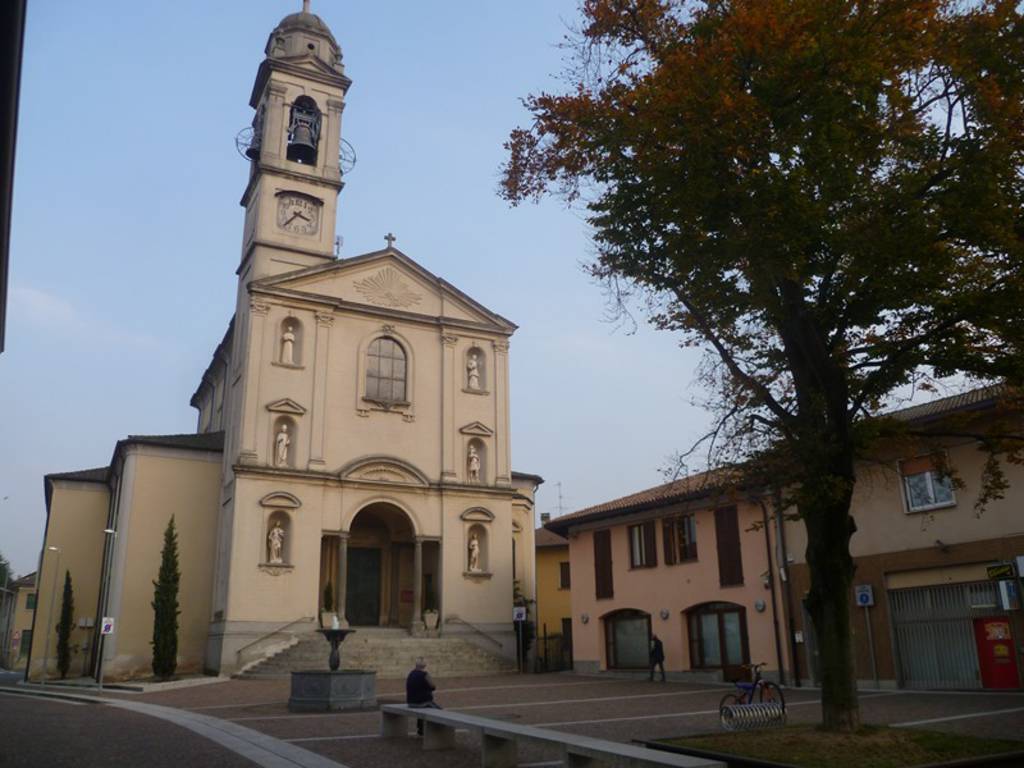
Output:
[252,249,516,332]
[459,421,494,437]
[266,398,306,415]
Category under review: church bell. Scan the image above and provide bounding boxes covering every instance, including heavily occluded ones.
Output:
[287,121,317,164]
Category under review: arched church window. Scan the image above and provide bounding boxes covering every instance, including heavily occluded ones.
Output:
[366,337,407,403]
[287,96,321,165]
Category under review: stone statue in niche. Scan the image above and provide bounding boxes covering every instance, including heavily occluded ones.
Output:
[467,444,481,483]
[468,533,481,573]
[281,323,296,365]
[275,423,291,466]
[467,352,481,390]
[268,521,286,564]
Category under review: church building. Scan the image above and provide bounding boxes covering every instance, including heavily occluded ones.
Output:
[26,6,541,681]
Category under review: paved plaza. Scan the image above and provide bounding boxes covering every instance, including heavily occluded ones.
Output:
[1,673,1023,767]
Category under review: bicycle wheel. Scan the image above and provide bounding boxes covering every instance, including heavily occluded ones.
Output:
[719,692,742,713]
[759,681,786,710]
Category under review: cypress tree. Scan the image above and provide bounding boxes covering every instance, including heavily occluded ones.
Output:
[151,516,180,679]
[56,570,74,679]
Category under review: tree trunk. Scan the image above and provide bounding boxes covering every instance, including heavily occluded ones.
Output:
[803,492,860,731]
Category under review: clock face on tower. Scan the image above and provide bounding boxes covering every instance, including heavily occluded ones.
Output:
[276,192,321,236]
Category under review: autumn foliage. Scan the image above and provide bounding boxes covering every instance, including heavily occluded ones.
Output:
[503,0,1024,730]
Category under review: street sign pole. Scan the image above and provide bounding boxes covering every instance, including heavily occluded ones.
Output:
[863,606,878,688]
[98,617,114,692]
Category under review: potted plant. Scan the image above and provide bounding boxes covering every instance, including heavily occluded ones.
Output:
[321,582,336,628]
[422,587,439,631]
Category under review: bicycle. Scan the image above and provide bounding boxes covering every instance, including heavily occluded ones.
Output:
[719,662,786,713]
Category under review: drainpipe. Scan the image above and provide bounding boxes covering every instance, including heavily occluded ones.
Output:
[774,489,801,686]
[758,497,786,686]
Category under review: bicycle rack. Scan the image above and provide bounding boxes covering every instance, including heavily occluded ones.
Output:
[719,702,787,731]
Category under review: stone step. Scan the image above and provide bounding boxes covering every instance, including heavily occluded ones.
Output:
[240,630,514,679]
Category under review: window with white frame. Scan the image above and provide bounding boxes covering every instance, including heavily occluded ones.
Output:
[628,521,657,568]
[900,456,956,513]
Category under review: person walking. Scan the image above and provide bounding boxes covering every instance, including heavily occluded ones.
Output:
[649,634,666,682]
[406,657,441,735]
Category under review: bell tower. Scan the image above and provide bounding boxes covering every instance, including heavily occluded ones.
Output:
[238,1,351,282]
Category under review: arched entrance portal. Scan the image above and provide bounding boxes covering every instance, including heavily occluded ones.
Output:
[321,502,438,629]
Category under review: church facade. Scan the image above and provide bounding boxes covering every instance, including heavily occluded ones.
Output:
[26,7,540,681]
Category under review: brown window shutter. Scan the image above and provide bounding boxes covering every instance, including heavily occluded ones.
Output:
[663,519,677,565]
[643,520,657,567]
[714,506,743,586]
[594,529,613,598]
[559,561,571,589]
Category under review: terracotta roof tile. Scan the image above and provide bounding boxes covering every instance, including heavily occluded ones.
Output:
[45,466,109,483]
[535,527,567,548]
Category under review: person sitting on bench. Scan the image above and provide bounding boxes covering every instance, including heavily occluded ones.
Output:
[406,657,441,735]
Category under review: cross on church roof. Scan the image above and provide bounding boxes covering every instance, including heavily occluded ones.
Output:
[385,233,396,248]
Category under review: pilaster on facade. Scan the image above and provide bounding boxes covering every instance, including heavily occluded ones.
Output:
[492,338,511,485]
[441,333,459,480]
[308,311,334,469]
[323,99,345,180]
[238,301,270,464]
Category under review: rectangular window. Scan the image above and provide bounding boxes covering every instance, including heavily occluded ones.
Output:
[559,561,571,589]
[628,521,657,568]
[714,506,743,586]
[25,593,36,610]
[900,456,956,513]
[594,529,613,599]
[663,514,698,565]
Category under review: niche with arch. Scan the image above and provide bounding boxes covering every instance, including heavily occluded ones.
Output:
[286,95,322,165]
[277,317,304,367]
[466,438,487,484]
[464,346,487,393]
[465,523,489,576]
[272,415,298,468]
[264,510,293,566]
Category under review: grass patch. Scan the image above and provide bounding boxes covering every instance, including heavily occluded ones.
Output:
[661,725,1023,768]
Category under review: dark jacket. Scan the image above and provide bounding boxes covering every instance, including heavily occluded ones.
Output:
[406,668,436,705]
[650,638,665,664]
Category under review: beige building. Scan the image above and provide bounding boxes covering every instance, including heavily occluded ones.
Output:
[1,573,36,670]
[548,385,1023,691]
[28,7,540,682]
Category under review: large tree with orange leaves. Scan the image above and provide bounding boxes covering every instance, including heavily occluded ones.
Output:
[503,0,1024,730]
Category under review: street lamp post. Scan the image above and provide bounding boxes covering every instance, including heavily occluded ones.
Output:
[41,545,61,686]
[97,528,116,692]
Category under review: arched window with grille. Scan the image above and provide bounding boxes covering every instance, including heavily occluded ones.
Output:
[366,337,408,403]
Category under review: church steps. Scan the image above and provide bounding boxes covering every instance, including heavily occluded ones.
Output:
[238,631,515,679]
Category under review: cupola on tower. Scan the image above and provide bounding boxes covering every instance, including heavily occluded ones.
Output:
[238,0,352,284]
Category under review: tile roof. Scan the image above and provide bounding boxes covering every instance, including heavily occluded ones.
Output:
[887,384,1007,423]
[545,468,739,536]
[545,383,1014,536]
[45,466,110,483]
[535,527,567,548]
[512,471,545,486]
[124,431,225,452]
[11,572,36,588]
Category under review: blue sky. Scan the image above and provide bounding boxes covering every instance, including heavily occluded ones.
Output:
[0,1,711,576]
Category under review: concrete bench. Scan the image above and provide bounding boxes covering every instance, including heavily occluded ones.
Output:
[380,704,723,768]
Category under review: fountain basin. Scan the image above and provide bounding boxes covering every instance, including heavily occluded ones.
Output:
[288,669,377,712]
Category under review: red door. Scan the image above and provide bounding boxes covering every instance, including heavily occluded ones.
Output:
[973,618,1020,689]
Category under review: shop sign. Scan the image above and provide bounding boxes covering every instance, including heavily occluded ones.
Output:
[987,562,1016,581]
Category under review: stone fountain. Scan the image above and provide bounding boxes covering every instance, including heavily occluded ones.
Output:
[287,618,377,712]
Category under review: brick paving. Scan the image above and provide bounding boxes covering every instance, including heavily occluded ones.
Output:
[4,673,1023,767]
